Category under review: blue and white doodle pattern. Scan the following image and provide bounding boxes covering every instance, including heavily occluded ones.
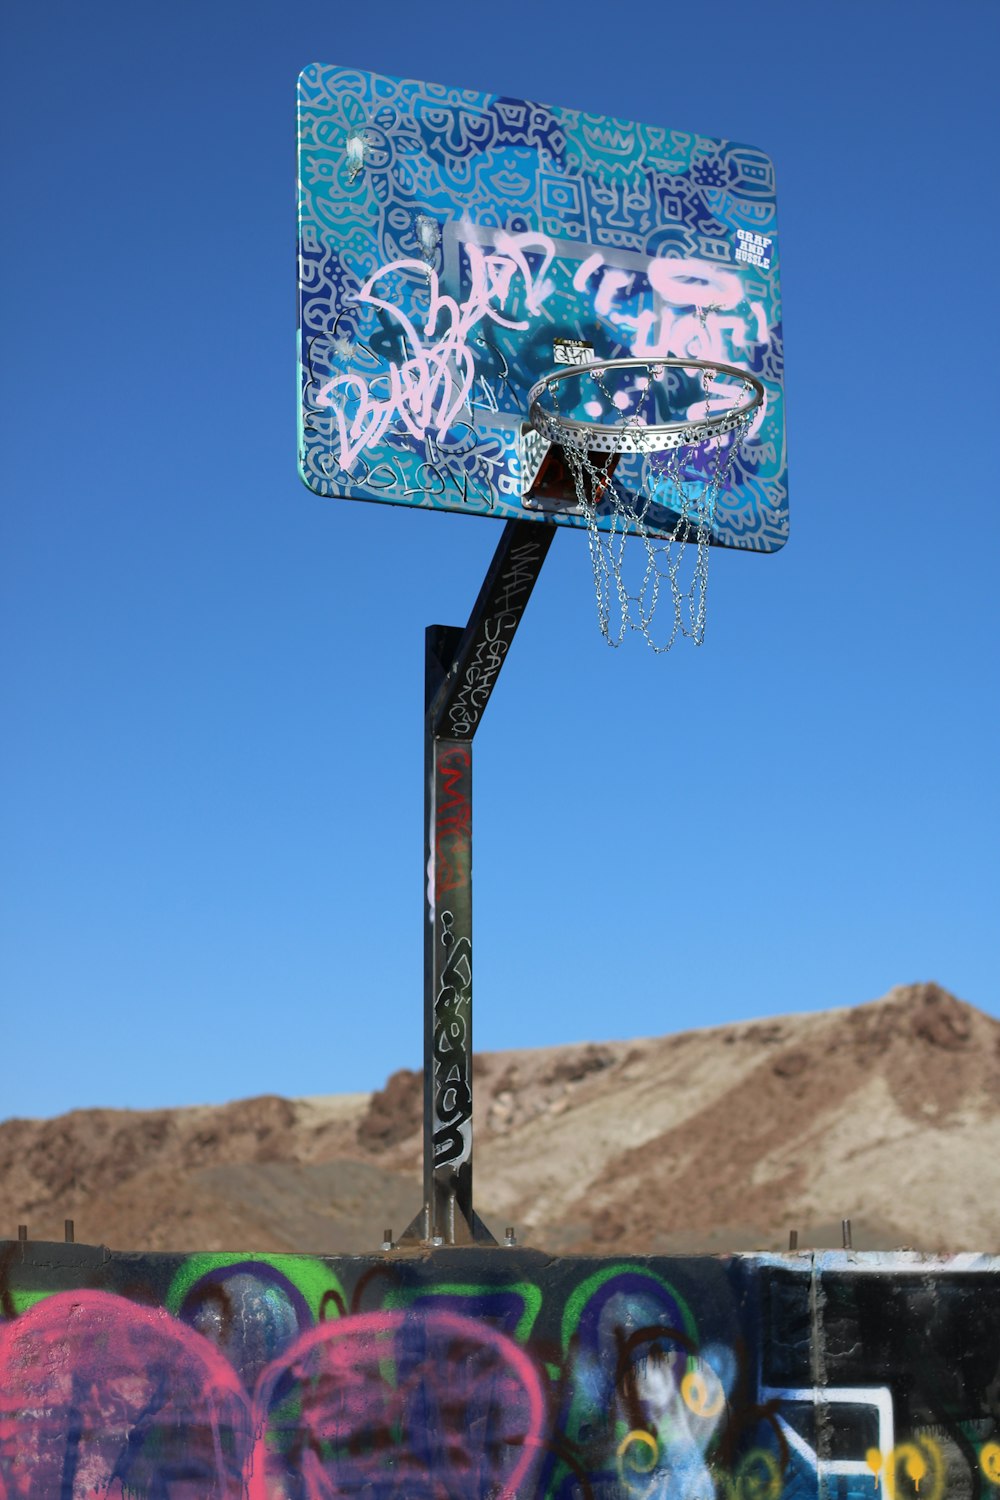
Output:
[297,64,787,552]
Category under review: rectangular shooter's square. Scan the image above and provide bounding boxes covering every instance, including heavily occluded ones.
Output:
[297,64,787,551]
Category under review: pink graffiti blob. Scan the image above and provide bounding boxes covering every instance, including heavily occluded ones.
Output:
[318,232,556,472]
[248,1307,546,1499]
[0,1290,252,1499]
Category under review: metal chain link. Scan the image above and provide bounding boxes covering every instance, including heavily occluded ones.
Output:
[547,360,754,652]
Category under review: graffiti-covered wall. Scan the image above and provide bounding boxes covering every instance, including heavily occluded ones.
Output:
[1,1241,998,1497]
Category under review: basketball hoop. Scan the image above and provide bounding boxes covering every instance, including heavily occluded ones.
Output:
[524,357,765,652]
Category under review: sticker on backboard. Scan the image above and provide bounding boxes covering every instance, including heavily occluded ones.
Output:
[297,64,786,551]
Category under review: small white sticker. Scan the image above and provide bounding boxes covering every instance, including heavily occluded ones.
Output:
[734,227,773,270]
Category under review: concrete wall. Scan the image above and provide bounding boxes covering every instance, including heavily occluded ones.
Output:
[1,1240,998,1497]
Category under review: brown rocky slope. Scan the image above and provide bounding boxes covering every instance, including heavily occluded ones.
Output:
[3,983,998,1256]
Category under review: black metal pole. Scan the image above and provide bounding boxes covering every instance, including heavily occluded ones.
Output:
[402,519,554,1245]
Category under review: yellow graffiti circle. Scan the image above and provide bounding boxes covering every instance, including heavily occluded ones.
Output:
[733,1448,782,1500]
[617,1429,659,1475]
[882,1439,946,1500]
[681,1368,725,1419]
[982,1441,1000,1486]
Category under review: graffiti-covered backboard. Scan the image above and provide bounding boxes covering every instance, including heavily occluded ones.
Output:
[297,64,787,551]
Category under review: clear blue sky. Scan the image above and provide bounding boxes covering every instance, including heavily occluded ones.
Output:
[2,1,997,1120]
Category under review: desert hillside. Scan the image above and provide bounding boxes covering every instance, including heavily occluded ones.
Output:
[3,982,998,1256]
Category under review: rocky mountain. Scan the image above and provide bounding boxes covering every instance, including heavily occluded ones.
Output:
[3,983,998,1256]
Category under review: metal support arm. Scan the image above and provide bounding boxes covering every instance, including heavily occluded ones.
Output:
[401,519,554,1245]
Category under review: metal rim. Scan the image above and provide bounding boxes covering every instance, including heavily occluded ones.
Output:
[527,356,765,455]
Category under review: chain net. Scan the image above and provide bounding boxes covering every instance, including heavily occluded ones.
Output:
[546,362,755,653]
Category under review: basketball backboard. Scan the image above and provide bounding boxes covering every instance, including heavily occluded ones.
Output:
[297,64,787,551]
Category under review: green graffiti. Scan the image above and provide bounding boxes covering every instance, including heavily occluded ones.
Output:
[7,1289,51,1316]
[559,1260,700,1352]
[165,1251,345,1322]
